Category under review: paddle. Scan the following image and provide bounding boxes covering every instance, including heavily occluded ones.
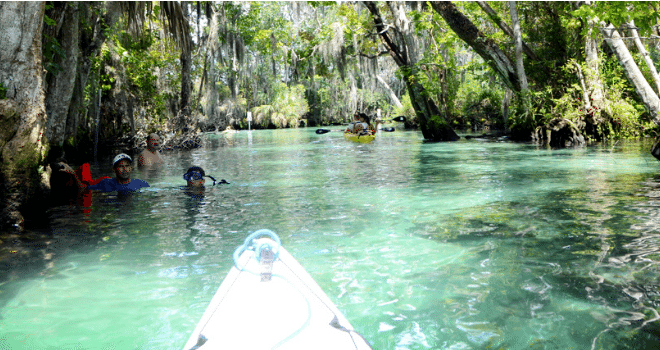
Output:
[316,129,338,134]
[388,116,406,122]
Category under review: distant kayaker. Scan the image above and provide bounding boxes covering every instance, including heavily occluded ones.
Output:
[345,112,368,134]
[138,133,164,167]
[62,154,149,193]
[361,113,377,135]
[346,112,376,135]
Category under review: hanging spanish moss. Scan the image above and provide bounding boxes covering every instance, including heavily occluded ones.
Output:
[319,22,347,80]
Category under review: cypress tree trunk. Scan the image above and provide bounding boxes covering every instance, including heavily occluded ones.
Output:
[364,1,459,141]
[65,1,121,158]
[179,2,193,128]
[600,22,660,160]
[431,1,520,92]
[629,20,660,94]
[43,2,80,147]
[600,23,660,122]
[509,1,528,92]
[581,1,609,139]
[0,2,49,230]
[476,1,538,60]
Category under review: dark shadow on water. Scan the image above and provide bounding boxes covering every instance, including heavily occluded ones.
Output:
[0,191,151,312]
[411,173,660,347]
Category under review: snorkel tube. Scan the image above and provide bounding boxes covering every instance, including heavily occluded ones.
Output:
[184,166,229,186]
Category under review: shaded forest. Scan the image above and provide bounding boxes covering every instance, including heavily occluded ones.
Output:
[2,1,660,230]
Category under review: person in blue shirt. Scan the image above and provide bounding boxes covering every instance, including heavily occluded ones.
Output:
[88,154,150,192]
[62,153,149,193]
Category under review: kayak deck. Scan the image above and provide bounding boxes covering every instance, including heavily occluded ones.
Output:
[183,230,372,350]
[344,132,375,143]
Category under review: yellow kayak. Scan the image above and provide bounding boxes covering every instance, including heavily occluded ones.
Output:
[344,132,375,143]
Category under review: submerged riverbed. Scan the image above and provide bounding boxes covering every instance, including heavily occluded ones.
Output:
[2,128,660,349]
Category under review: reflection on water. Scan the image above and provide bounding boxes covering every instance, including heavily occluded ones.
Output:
[1,130,660,349]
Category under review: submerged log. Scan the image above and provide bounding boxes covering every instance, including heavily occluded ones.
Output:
[532,118,585,148]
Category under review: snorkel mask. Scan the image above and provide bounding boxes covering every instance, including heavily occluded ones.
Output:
[183,166,223,186]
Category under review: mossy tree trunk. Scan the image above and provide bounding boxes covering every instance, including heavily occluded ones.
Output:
[0,2,49,231]
[599,22,660,160]
[43,1,121,160]
[363,1,459,141]
[431,1,521,92]
[600,23,660,121]
[431,1,538,140]
[509,1,528,93]
[43,2,80,147]
[475,1,538,61]
[580,2,610,140]
[178,1,193,130]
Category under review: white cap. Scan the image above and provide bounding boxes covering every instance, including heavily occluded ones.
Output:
[112,153,132,167]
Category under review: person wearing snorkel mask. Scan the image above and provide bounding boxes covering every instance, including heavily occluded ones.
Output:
[184,166,210,187]
[182,166,229,199]
[183,166,229,187]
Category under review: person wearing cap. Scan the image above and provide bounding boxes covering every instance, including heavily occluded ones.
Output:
[86,154,150,192]
[138,133,163,167]
[59,154,149,193]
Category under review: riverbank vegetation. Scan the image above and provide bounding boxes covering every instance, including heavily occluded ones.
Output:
[1,1,660,229]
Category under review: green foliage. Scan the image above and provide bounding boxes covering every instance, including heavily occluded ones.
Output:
[0,82,7,100]
[315,78,349,122]
[108,27,179,122]
[609,98,646,138]
[523,2,572,94]
[250,83,308,128]
[42,3,66,75]
[571,2,660,36]
[234,2,289,54]
[602,57,652,137]
[454,69,504,129]
[550,54,655,140]
[392,94,415,122]
[42,34,66,75]
[115,31,161,100]
[600,57,650,138]
[44,2,56,25]
[550,84,584,124]
[507,90,547,138]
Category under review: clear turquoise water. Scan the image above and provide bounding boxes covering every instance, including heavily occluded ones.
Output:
[2,128,660,349]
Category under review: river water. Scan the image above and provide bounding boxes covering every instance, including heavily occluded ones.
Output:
[2,128,660,349]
